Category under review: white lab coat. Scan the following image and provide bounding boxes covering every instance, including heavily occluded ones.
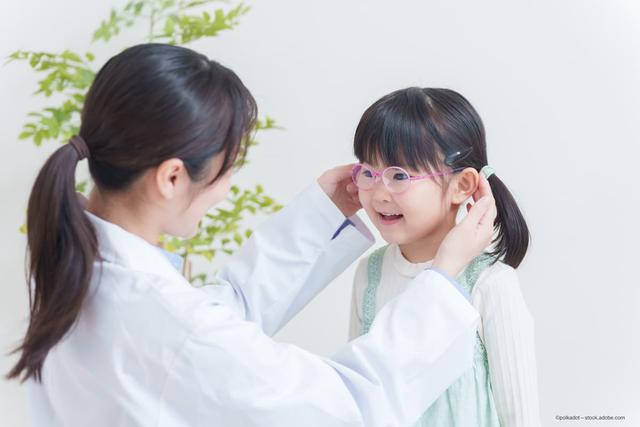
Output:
[26,182,479,427]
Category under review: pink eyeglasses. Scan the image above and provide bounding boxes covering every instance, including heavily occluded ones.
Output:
[351,163,463,194]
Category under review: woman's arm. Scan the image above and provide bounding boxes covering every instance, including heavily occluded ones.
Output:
[475,267,542,426]
[214,181,374,336]
[166,269,479,427]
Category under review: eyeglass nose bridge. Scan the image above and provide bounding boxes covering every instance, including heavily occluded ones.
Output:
[361,168,389,190]
[370,169,384,183]
[372,168,404,194]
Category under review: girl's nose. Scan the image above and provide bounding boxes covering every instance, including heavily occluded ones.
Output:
[370,179,392,203]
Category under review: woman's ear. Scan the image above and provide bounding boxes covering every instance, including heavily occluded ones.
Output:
[154,158,188,200]
[449,167,480,205]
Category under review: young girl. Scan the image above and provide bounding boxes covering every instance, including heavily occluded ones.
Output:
[349,87,541,426]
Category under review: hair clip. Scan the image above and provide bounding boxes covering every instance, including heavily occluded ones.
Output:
[444,147,473,166]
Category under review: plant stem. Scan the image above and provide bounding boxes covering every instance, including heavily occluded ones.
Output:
[148,7,157,42]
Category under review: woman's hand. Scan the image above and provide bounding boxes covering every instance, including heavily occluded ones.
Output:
[317,164,362,217]
[432,173,497,278]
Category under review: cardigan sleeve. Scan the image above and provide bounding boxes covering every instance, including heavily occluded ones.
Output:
[473,265,542,427]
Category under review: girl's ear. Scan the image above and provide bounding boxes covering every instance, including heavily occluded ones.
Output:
[155,158,188,200]
[449,167,480,205]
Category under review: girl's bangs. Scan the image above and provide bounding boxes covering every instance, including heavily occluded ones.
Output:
[354,90,448,174]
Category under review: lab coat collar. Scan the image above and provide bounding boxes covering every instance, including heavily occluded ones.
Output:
[85,210,188,285]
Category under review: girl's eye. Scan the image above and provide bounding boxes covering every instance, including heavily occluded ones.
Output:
[362,169,373,178]
[393,172,409,181]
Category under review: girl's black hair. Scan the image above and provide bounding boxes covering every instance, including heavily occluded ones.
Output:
[7,43,257,383]
[354,87,529,268]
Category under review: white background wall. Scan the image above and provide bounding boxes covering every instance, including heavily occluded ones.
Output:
[2,0,639,425]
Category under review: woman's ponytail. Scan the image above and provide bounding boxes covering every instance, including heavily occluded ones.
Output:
[486,174,530,269]
[7,138,97,382]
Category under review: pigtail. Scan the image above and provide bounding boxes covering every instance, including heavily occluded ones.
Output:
[486,174,530,268]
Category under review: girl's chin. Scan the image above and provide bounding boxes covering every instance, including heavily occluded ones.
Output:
[377,228,406,245]
[377,225,430,247]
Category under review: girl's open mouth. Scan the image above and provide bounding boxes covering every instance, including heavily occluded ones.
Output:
[378,212,403,225]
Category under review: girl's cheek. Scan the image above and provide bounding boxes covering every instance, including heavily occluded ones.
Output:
[358,189,370,209]
[396,190,436,222]
[389,193,411,212]
[358,191,377,221]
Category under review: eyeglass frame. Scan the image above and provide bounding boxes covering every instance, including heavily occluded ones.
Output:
[351,163,465,194]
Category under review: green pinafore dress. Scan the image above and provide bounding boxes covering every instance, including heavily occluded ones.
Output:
[360,246,502,427]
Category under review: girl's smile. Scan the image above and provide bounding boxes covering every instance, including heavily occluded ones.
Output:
[376,210,404,225]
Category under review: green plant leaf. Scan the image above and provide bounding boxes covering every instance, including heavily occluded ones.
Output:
[13,0,285,289]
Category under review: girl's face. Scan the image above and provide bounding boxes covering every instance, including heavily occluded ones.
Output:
[357,162,456,245]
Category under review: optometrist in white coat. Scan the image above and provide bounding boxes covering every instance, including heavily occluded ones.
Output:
[10,44,497,427]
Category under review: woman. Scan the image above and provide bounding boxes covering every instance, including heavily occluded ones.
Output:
[8,43,496,427]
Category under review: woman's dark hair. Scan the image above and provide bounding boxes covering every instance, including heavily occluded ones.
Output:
[354,87,529,268]
[7,43,257,382]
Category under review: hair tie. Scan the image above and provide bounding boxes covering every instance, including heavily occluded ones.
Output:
[480,165,495,179]
[68,135,90,160]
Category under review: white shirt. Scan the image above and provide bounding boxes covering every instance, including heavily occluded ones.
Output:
[349,244,542,426]
[26,183,479,427]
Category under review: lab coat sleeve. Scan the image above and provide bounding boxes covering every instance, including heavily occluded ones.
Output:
[212,181,375,335]
[163,269,479,427]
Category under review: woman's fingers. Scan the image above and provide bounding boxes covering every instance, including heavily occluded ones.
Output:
[464,195,492,226]
[474,196,497,249]
[472,173,493,201]
[318,164,355,195]
[318,164,361,217]
[326,164,355,184]
[477,197,497,230]
[467,173,494,211]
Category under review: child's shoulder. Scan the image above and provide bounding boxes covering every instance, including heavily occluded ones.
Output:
[473,257,522,296]
[352,244,394,288]
[473,257,533,325]
[354,244,391,273]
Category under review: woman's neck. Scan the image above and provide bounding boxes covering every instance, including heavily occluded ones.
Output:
[86,188,162,246]
[399,215,456,264]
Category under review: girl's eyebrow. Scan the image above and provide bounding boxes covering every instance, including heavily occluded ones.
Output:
[363,162,424,175]
[363,162,388,171]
